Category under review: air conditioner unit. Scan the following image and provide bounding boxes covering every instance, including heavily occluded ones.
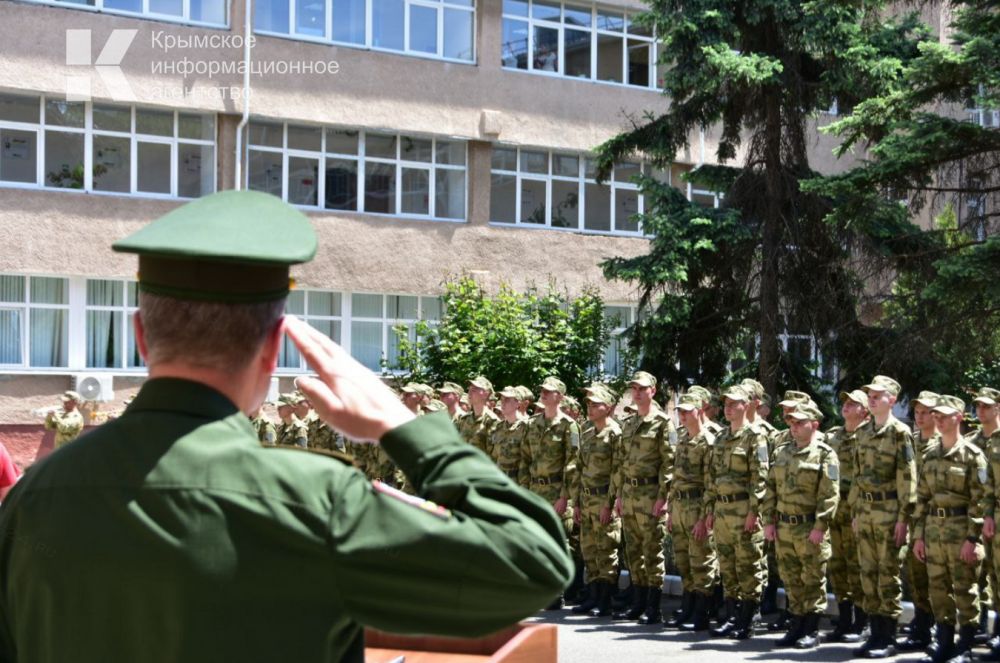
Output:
[73,373,115,402]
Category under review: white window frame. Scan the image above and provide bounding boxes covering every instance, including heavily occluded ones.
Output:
[254,0,476,64]
[21,0,228,28]
[500,0,657,91]
[0,274,72,370]
[599,303,635,377]
[83,279,143,370]
[0,94,217,200]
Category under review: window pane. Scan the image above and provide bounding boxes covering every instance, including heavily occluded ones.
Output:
[520,179,546,224]
[604,305,631,325]
[435,169,465,219]
[287,156,318,206]
[104,0,141,11]
[93,135,131,193]
[29,309,67,367]
[366,133,397,159]
[615,161,641,182]
[45,101,84,128]
[332,0,366,43]
[533,26,559,71]
[137,142,171,194]
[372,0,404,50]
[628,39,651,87]
[387,322,414,368]
[296,0,326,36]
[551,180,579,228]
[309,318,341,343]
[0,93,39,123]
[126,312,143,368]
[532,0,560,21]
[364,162,396,213]
[420,296,441,320]
[86,310,122,368]
[443,8,473,60]
[387,295,418,319]
[564,4,591,26]
[326,129,358,154]
[409,4,438,54]
[127,282,138,306]
[249,121,283,148]
[255,0,290,31]
[178,143,214,198]
[490,173,516,223]
[93,105,131,132]
[520,150,547,174]
[324,157,358,210]
[149,0,182,15]
[435,140,465,165]
[178,114,214,141]
[0,276,25,303]
[1,129,37,184]
[31,277,67,305]
[248,149,283,196]
[0,310,21,365]
[552,154,578,177]
[190,0,226,23]
[597,10,624,31]
[44,131,85,189]
[597,34,624,82]
[615,188,640,232]
[308,291,341,316]
[136,109,173,136]
[279,333,302,368]
[287,124,322,151]
[501,19,529,69]
[584,182,611,231]
[492,147,517,171]
[400,137,433,163]
[352,293,382,317]
[401,168,429,215]
[503,0,527,17]
[564,29,591,78]
[351,320,383,370]
[286,290,306,314]
[87,279,123,306]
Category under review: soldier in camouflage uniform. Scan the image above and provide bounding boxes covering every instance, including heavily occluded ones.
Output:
[296,395,341,452]
[570,384,622,618]
[849,375,917,659]
[456,376,501,456]
[976,388,1000,661]
[763,403,839,649]
[45,391,86,449]
[275,393,308,448]
[515,386,535,417]
[825,389,871,643]
[742,379,778,440]
[689,386,724,435]
[249,404,277,446]
[612,371,674,625]
[705,385,769,640]
[912,395,988,663]
[491,387,530,486]
[436,382,464,421]
[664,393,717,631]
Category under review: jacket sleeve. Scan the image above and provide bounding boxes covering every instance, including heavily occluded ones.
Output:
[560,421,580,501]
[896,427,917,525]
[657,417,675,502]
[913,455,932,541]
[332,412,573,636]
[814,448,839,532]
[749,430,769,511]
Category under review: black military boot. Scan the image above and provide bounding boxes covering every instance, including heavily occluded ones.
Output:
[775,614,805,647]
[855,614,883,658]
[638,587,663,625]
[665,590,693,628]
[565,561,586,605]
[712,584,725,621]
[590,581,613,618]
[679,592,712,632]
[614,585,648,621]
[732,599,759,640]
[768,609,790,632]
[796,613,823,649]
[867,616,898,659]
[711,598,738,637]
[922,623,955,663]
[899,608,933,651]
[950,623,976,662]
[572,582,598,614]
[829,601,855,642]
[612,574,633,611]
[847,606,869,644]
[761,581,779,615]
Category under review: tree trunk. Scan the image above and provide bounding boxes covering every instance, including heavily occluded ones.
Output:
[758,51,784,401]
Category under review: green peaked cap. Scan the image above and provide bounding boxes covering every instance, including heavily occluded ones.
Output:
[112,190,317,303]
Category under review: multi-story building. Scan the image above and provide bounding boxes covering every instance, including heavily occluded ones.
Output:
[0,0,850,466]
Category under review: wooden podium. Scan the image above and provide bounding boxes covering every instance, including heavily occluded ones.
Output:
[364,623,557,663]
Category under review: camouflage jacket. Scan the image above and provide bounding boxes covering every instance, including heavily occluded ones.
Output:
[569,419,621,508]
[825,425,865,510]
[304,412,341,451]
[276,417,308,448]
[848,415,917,523]
[520,410,580,500]
[763,436,839,531]
[913,437,988,541]
[967,427,1000,519]
[668,425,715,517]
[614,408,675,503]
[250,414,277,446]
[456,407,501,456]
[45,410,84,448]
[490,415,530,486]
[704,422,769,515]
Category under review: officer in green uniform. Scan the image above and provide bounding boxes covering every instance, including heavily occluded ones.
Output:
[249,403,277,446]
[570,384,622,618]
[0,190,573,663]
[976,387,1000,661]
[276,392,309,447]
[825,389,871,643]
[912,395,987,663]
[705,385,769,640]
[763,403,839,649]
[849,375,917,659]
[491,387,531,485]
[44,390,86,449]
[664,393,717,631]
[456,376,501,456]
[612,371,674,625]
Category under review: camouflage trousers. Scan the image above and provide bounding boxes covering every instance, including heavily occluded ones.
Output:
[579,494,621,583]
[776,521,830,615]
[531,484,576,547]
[903,539,932,612]
[925,514,984,627]
[670,497,717,594]
[621,486,666,588]
[856,504,904,617]
[980,542,995,614]
[714,500,765,601]
[829,508,864,604]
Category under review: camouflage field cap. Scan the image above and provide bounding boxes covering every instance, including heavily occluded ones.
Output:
[973,387,1000,406]
[514,386,534,401]
[788,402,824,422]
[540,376,567,394]
[60,390,82,403]
[778,390,811,408]
[839,389,869,407]
[863,375,901,396]
[400,382,425,394]
[687,385,712,406]
[584,385,615,406]
[629,371,657,389]
[676,393,703,411]
[562,395,580,410]
[912,390,940,408]
[437,381,465,396]
[277,392,301,406]
[112,190,317,303]
[721,385,750,402]
[468,376,494,393]
[498,386,520,400]
[423,399,446,413]
[932,395,965,416]
[740,379,765,400]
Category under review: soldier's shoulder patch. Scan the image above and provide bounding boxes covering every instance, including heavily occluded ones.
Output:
[756,445,769,463]
[372,480,451,519]
[827,463,840,481]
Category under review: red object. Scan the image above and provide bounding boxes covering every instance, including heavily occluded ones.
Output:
[0,443,21,488]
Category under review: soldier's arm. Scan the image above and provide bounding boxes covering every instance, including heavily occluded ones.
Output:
[607,428,621,509]
[896,428,917,524]
[560,421,580,501]
[912,458,931,541]
[698,434,715,519]
[985,448,997,521]
[761,457,777,525]
[814,449,839,532]
[567,429,582,502]
[748,431,769,511]
[657,418,675,502]
[43,413,56,431]
[969,451,988,540]
[295,424,308,449]
[703,444,718,517]
[610,427,623,501]
[518,421,531,488]
[848,438,861,520]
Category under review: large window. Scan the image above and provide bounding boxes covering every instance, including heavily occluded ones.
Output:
[0,93,216,199]
[21,0,226,26]
[601,304,634,376]
[501,0,656,89]
[278,289,343,369]
[85,279,143,369]
[490,146,645,235]
[247,121,467,220]
[255,0,475,62]
[0,275,69,368]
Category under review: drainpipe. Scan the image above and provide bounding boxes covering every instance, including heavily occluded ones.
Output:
[234,0,252,190]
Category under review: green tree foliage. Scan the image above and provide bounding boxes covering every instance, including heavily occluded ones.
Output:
[392,276,614,395]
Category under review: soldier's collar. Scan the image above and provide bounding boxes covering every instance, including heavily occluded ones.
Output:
[127,377,244,421]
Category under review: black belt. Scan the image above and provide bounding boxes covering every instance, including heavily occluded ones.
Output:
[676,489,704,500]
[533,474,563,485]
[500,467,519,479]
[861,490,898,502]
[778,512,816,525]
[626,476,659,487]
[583,484,611,496]
[930,506,968,518]
[717,492,750,504]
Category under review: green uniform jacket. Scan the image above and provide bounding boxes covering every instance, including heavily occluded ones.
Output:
[762,437,840,532]
[704,422,769,516]
[0,378,572,663]
[569,419,621,509]
[913,437,989,541]
[847,415,917,523]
